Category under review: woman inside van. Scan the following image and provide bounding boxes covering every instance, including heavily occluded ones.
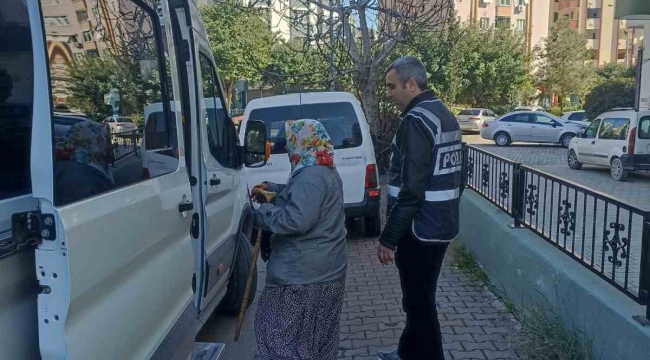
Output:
[54,121,115,205]
[251,119,348,360]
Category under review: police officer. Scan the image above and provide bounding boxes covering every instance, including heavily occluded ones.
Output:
[377,57,462,360]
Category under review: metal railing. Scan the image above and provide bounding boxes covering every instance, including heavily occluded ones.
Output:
[462,144,650,324]
[110,129,142,164]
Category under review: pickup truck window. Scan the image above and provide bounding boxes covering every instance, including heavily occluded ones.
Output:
[0,0,33,201]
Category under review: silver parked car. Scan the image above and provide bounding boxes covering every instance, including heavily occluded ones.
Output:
[480,111,587,147]
[104,116,138,133]
[456,108,497,131]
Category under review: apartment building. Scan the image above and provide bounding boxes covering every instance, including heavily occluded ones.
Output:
[549,0,644,66]
[455,0,551,52]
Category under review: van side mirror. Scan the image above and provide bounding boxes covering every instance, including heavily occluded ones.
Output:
[244,120,269,168]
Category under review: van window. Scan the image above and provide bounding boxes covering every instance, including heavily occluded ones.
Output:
[458,109,481,116]
[44,0,179,206]
[568,112,586,121]
[0,0,33,200]
[248,102,363,154]
[598,118,630,140]
[638,116,650,139]
[198,54,239,169]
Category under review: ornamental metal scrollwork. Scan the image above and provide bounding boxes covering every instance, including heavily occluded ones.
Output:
[603,222,629,268]
[499,172,509,199]
[481,164,490,188]
[557,200,576,236]
[525,184,539,216]
[467,156,475,179]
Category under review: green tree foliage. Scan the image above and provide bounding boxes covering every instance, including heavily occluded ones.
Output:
[411,23,530,108]
[596,62,636,80]
[0,68,12,105]
[584,78,635,120]
[66,56,117,121]
[261,41,329,94]
[534,19,597,111]
[201,3,275,109]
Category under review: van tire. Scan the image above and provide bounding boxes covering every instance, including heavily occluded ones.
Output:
[217,230,257,316]
[364,215,382,237]
[610,157,628,182]
[568,150,582,170]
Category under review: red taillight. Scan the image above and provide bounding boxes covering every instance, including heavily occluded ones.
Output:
[365,164,378,189]
[628,127,637,155]
[142,167,151,179]
[368,189,380,197]
[482,122,489,128]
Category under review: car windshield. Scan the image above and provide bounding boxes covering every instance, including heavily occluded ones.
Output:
[458,109,481,116]
[248,101,363,154]
[119,118,134,123]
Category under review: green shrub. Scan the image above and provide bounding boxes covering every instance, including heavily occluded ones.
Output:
[584,78,635,120]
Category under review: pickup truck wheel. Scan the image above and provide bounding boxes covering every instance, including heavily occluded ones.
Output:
[364,215,382,237]
[217,229,257,316]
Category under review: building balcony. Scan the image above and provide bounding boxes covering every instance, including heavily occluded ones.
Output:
[587,39,599,50]
[586,18,600,29]
[559,0,580,11]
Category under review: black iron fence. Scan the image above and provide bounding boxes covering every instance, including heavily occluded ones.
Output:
[110,129,142,164]
[462,144,650,324]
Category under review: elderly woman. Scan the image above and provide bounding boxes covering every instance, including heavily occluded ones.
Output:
[54,121,115,205]
[252,119,348,360]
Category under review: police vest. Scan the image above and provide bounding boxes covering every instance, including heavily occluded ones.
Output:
[387,99,462,242]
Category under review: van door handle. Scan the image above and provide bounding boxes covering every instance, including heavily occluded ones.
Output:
[178,201,193,213]
[210,178,221,186]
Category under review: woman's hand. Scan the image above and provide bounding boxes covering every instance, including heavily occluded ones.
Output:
[251,183,268,199]
[377,244,395,265]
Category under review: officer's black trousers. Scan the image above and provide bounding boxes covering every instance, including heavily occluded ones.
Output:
[395,234,449,360]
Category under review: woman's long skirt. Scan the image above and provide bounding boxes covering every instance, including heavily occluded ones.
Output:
[254,277,346,360]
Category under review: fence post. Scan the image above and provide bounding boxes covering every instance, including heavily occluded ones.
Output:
[634,213,650,326]
[461,142,468,193]
[510,163,524,228]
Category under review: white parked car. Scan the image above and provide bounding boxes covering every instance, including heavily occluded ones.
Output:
[1,0,259,359]
[104,116,139,133]
[514,105,545,112]
[567,109,650,181]
[480,111,586,147]
[561,110,591,126]
[239,92,382,236]
[456,108,497,131]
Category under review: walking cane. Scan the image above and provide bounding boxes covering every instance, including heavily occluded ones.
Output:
[234,227,261,342]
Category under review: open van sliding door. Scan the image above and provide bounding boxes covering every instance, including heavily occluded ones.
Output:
[27,1,196,359]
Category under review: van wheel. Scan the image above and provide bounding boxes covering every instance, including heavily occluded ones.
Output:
[217,228,257,316]
[494,132,511,147]
[560,133,575,148]
[610,157,628,182]
[364,215,382,237]
[568,150,582,170]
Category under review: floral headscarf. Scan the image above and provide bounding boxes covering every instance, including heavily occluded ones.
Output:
[285,119,335,173]
[55,121,115,184]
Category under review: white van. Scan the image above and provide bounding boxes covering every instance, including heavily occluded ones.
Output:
[0,1,264,359]
[568,109,650,181]
[239,92,382,236]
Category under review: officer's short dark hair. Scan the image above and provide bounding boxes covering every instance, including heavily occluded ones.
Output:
[387,56,428,91]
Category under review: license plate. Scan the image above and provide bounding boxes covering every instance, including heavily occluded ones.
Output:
[458,118,468,122]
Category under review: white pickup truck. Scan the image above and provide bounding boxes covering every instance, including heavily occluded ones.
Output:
[0,0,266,359]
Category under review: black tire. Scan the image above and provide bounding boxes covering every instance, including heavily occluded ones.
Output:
[217,227,258,316]
[345,217,356,229]
[610,157,629,182]
[567,150,582,170]
[364,215,382,237]
[494,132,511,147]
[560,133,575,148]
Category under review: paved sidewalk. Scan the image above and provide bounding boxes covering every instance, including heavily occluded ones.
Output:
[338,234,521,360]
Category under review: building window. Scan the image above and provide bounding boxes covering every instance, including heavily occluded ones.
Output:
[587,8,601,19]
[85,49,99,58]
[92,7,100,18]
[83,31,93,42]
[554,12,559,22]
[518,0,526,5]
[43,16,70,27]
[618,49,626,60]
[76,10,89,22]
[516,19,526,32]
[499,0,511,5]
[479,17,490,29]
[495,16,511,29]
